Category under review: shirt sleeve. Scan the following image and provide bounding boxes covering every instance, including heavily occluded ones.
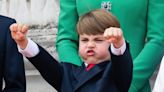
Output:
[18,38,39,58]
[111,41,126,55]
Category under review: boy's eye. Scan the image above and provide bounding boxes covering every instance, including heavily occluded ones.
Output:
[81,39,88,42]
[96,39,103,41]
[95,39,104,42]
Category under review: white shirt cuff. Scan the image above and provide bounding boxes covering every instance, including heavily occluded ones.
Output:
[111,41,126,56]
[18,38,39,58]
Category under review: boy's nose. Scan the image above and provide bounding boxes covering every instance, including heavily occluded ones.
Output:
[87,41,96,48]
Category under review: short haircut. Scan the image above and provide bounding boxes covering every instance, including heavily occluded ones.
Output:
[77,9,120,35]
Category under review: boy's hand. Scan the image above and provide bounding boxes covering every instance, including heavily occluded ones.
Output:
[104,27,124,48]
[10,23,29,49]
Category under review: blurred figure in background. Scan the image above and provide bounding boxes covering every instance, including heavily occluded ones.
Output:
[0,15,26,92]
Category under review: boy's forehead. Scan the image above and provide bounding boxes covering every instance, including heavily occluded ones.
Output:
[80,34,104,38]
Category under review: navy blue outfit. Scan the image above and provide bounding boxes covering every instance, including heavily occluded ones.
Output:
[0,15,26,92]
[27,44,132,92]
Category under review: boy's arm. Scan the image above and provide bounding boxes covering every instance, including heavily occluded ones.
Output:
[104,27,127,56]
[104,27,124,49]
[10,24,63,90]
[27,44,63,91]
[19,38,62,90]
[104,27,133,91]
[110,41,126,56]
[111,43,133,92]
[10,23,28,49]
[18,38,39,58]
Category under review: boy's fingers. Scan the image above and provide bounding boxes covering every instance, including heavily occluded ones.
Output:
[12,31,25,41]
[104,27,123,38]
[10,23,28,34]
[117,30,121,37]
[21,25,28,33]
[17,24,23,32]
[104,28,115,40]
[104,28,112,38]
[106,37,116,43]
[17,32,25,40]
[112,29,117,37]
[10,23,18,32]
[104,27,122,43]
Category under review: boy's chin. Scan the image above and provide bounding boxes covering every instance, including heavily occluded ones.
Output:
[83,58,100,64]
[83,57,111,64]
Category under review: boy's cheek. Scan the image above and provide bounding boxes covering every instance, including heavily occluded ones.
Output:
[79,48,86,57]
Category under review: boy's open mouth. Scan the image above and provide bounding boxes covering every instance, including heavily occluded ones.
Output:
[87,50,95,56]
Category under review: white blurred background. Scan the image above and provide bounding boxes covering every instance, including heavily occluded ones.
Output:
[0,0,59,92]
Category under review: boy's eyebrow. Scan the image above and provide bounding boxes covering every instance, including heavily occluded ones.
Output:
[95,37,105,39]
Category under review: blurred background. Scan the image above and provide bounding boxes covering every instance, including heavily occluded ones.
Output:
[0,0,59,91]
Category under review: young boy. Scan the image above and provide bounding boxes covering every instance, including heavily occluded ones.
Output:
[10,9,133,92]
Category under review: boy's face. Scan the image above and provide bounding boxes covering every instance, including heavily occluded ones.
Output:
[79,34,111,64]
